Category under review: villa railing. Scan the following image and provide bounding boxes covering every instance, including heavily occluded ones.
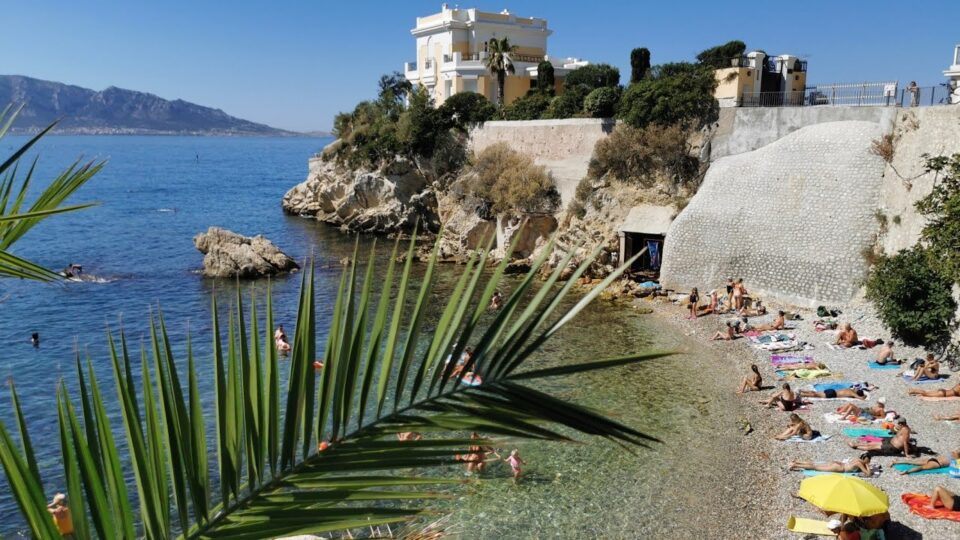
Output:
[511,53,545,63]
[739,84,958,108]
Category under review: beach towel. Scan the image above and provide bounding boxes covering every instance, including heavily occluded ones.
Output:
[806,395,869,402]
[647,240,661,269]
[842,427,893,438]
[772,355,815,366]
[919,395,960,401]
[784,434,832,443]
[868,361,901,370]
[742,330,761,337]
[823,412,870,425]
[751,333,795,344]
[902,374,949,384]
[901,493,960,522]
[801,470,859,477]
[785,369,833,380]
[827,343,857,351]
[813,382,854,392]
[892,463,950,475]
[786,515,838,536]
[857,435,884,443]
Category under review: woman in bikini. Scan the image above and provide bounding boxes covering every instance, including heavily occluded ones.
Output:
[836,398,885,419]
[732,279,746,310]
[710,321,739,341]
[799,387,868,400]
[687,288,700,319]
[894,449,959,475]
[736,364,763,394]
[761,383,800,411]
[930,486,960,512]
[908,381,960,398]
[774,413,819,440]
[789,453,873,476]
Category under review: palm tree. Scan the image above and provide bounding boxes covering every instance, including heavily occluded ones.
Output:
[0,105,101,280]
[484,38,516,105]
[0,229,668,538]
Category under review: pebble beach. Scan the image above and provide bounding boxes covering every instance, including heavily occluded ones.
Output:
[640,291,958,539]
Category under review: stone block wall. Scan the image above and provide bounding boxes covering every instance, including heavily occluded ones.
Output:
[661,121,887,307]
[469,118,615,205]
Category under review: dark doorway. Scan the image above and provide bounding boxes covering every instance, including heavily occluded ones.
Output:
[622,232,664,272]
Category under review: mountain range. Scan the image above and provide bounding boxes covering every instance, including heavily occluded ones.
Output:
[0,75,310,136]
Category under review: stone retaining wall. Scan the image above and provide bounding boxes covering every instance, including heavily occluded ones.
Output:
[469,118,615,206]
[661,121,887,307]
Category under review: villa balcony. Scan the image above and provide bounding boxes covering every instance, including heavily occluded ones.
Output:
[439,51,546,74]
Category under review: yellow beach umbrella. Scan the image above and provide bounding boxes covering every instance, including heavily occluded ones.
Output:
[798,475,889,517]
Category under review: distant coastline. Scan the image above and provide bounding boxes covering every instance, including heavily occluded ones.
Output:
[7,127,331,137]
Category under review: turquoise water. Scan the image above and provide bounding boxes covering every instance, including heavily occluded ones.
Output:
[0,136,719,538]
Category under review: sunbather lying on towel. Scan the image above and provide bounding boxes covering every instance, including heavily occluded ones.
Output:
[908,382,960,398]
[933,409,960,421]
[930,486,960,512]
[753,310,786,332]
[736,364,763,394]
[761,383,801,411]
[777,361,826,371]
[835,323,859,348]
[836,398,885,419]
[788,453,873,476]
[894,449,960,475]
[874,341,901,365]
[800,388,867,400]
[774,413,819,440]
[847,418,913,457]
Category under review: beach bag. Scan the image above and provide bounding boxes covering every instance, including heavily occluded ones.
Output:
[909,358,925,370]
[950,459,960,479]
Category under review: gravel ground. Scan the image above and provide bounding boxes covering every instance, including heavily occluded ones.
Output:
[640,293,958,540]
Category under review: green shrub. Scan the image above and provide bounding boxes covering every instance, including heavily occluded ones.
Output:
[583,87,620,118]
[466,142,560,214]
[543,88,587,119]
[503,93,552,120]
[916,153,960,283]
[536,61,556,94]
[618,62,718,128]
[865,247,956,349]
[564,64,620,90]
[438,92,496,132]
[588,124,699,187]
[696,40,747,69]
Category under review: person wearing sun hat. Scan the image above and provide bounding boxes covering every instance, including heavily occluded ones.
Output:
[47,493,74,538]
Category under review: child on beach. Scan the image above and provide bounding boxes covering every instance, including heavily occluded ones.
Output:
[504,449,526,482]
[736,364,763,394]
[686,288,699,319]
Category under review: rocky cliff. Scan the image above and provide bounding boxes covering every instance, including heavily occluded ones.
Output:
[282,156,440,233]
[0,74,293,135]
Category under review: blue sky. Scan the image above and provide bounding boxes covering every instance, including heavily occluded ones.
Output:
[4,1,958,132]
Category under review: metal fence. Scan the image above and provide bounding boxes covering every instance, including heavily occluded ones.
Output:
[739,83,959,108]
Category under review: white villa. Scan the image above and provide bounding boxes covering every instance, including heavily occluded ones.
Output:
[403,4,588,106]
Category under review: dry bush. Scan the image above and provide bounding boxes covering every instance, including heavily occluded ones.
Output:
[467,142,561,214]
[870,134,895,163]
[588,124,699,187]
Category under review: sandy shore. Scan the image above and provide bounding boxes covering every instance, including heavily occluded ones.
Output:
[638,292,957,539]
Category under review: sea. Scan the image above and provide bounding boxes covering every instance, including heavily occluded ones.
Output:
[0,136,728,538]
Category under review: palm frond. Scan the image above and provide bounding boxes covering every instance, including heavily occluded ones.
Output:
[0,106,100,280]
[0,231,672,539]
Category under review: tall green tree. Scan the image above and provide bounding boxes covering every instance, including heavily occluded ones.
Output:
[0,106,100,281]
[484,37,516,105]
[630,48,651,83]
[695,40,747,69]
[536,61,555,94]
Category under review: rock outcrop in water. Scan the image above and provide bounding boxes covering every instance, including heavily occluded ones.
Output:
[193,227,299,278]
[282,156,439,233]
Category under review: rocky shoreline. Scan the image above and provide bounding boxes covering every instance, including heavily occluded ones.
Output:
[628,288,955,538]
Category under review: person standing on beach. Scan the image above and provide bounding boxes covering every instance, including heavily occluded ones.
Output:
[686,288,699,319]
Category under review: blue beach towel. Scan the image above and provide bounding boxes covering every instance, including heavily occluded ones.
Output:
[801,470,868,477]
[813,382,854,392]
[892,463,950,475]
[903,374,949,384]
[868,362,901,370]
[842,427,893,438]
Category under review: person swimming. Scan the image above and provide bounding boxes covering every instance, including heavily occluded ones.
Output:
[30,332,39,348]
[274,325,291,353]
[789,453,873,476]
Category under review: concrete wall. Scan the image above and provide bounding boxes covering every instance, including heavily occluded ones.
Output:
[710,106,897,160]
[468,118,615,205]
[661,121,887,307]
[879,106,960,254]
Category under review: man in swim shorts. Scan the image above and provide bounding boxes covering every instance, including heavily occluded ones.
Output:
[799,388,867,400]
[848,418,913,457]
